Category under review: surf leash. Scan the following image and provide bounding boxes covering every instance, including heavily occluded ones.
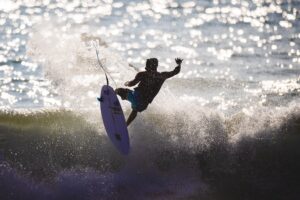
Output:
[93,42,118,88]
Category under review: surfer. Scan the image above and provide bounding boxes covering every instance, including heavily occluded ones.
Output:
[115,58,183,126]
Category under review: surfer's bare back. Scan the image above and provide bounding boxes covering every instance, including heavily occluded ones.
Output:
[115,58,183,126]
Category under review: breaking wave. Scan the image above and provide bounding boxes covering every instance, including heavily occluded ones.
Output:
[0,105,299,199]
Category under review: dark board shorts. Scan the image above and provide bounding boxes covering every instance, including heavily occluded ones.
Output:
[127,90,148,112]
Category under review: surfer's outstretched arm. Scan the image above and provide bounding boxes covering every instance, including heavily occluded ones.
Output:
[127,110,138,126]
[125,72,144,87]
[161,58,183,79]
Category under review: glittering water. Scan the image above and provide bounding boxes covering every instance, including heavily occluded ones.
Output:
[0,0,299,113]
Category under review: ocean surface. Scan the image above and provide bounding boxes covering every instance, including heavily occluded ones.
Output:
[0,0,300,199]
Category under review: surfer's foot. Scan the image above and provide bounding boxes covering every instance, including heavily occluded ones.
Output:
[126,110,138,126]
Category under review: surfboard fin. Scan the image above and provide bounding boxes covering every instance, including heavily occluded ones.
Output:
[97,97,103,102]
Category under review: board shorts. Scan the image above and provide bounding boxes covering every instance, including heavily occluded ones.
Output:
[127,90,148,112]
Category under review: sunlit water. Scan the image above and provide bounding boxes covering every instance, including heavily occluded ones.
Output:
[0,0,299,114]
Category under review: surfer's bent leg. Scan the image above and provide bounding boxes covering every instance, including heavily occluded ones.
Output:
[115,88,131,100]
[127,110,137,126]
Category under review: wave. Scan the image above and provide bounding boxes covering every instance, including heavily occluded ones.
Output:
[0,106,300,199]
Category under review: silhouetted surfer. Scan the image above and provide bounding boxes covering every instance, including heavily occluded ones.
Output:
[115,58,183,126]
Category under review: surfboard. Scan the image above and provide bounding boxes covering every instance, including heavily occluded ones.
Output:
[98,85,130,155]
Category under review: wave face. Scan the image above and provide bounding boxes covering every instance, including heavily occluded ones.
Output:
[0,107,300,200]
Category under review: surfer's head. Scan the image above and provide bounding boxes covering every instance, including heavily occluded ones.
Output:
[145,58,158,72]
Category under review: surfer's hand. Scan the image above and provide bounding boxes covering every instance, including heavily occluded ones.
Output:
[125,81,130,86]
[175,58,183,65]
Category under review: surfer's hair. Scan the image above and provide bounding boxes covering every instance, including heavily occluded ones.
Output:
[145,58,158,71]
